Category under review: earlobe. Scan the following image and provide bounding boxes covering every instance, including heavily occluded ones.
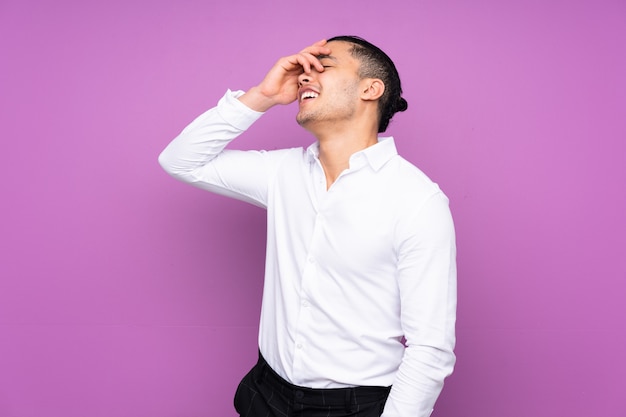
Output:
[361,79,385,101]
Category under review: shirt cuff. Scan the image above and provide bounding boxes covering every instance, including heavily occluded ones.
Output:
[216,89,265,131]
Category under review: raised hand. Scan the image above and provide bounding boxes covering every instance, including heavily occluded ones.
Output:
[239,40,331,112]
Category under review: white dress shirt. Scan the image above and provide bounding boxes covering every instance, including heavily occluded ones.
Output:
[159,90,457,417]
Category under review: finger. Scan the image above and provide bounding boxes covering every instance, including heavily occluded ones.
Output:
[300,46,331,58]
[299,39,326,52]
[284,53,309,72]
[299,55,312,74]
[299,52,325,73]
[286,53,312,74]
[287,53,317,74]
[285,42,330,74]
[300,40,331,56]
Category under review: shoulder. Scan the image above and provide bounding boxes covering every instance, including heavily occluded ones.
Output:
[385,155,447,204]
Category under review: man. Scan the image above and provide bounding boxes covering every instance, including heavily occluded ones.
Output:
[159,36,457,417]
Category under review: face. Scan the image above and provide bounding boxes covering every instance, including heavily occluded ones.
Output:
[295,41,363,129]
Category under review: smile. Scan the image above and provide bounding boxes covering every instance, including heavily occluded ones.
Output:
[299,90,319,102]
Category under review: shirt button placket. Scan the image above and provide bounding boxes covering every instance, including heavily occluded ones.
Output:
[293,207,324,375]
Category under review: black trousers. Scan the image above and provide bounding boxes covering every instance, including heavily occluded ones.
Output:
[234,352,391,417]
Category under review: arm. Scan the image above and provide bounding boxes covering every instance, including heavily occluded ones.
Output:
[158,40,332,204]
[382,193,457,417]
[158,90,271,206]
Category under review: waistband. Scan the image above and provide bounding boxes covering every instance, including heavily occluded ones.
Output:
[255,351,391,408]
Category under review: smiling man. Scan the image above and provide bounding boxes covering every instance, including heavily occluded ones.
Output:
[159,36,457,417]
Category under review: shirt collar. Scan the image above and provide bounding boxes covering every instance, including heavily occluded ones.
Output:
[306,137,398,172]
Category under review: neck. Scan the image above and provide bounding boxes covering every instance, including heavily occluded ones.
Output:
[310,121,379,189]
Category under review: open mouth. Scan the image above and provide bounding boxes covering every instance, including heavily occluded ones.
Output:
[300,91,319,102]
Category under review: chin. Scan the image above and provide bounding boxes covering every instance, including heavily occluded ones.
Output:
[296,112,311,127]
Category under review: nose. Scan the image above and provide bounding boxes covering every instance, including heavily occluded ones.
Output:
[298,70,316,86]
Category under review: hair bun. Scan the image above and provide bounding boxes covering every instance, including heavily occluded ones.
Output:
[395,97,408,113]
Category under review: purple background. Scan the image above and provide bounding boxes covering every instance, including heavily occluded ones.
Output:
[1,0,625,416]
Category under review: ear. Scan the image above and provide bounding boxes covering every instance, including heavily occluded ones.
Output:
[360,78,385,101]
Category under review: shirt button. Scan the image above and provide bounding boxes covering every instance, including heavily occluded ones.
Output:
[302,300,309,308]
[308,257,315,264]
[296,343,303,349]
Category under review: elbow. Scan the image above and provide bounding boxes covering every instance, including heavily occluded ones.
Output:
[158,147,184,179]
[157,148,173,175]
[157,147,202,185]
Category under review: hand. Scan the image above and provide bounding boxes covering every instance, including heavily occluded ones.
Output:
[239,40,331,112]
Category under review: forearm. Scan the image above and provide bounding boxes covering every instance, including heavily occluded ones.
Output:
[158,90,263,181]
[159,39,331,177]
[382,344,455,417]
[238,86,282,112]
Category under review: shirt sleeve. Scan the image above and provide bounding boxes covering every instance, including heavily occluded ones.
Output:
[382,192,457,417]
[158,89,276,208]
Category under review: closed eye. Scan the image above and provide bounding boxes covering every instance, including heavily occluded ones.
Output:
[317,54,337,68]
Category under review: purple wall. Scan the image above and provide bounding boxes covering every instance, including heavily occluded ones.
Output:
[1,1,624,416]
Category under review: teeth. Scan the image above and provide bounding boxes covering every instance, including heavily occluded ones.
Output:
[300,91,319,101]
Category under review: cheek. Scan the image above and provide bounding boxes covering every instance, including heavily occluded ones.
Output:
[319,74,361,101]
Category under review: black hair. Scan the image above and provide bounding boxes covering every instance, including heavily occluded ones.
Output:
[327,35,408,133]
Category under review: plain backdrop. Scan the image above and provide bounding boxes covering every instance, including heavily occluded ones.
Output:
[1,0,625,416]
